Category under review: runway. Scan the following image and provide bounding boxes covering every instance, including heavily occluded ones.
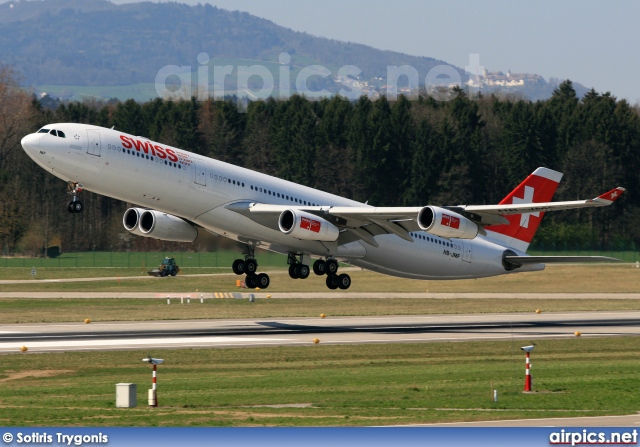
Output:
[2,311,639,353]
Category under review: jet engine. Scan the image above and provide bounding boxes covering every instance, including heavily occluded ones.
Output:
[123,208,198,242]
[122,207,147,237]
[417,206,479,239]
[278,209,340,242]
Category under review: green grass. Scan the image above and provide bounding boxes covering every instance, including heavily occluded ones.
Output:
[2,297,640,324]
[0,338,638,426]
[0,251,288,269]
[4,250,635,269]
[1,264,639,294]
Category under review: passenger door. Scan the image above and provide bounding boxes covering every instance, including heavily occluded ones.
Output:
[87,130,101,156]
[194,161,206,186]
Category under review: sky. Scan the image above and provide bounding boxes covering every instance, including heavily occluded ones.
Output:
[111,0,640,103]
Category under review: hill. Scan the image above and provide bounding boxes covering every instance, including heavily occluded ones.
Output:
[0,0,587,101]
[0,0,450,86]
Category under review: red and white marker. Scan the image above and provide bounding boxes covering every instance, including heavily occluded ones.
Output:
[142,356,164,407]
[152,364,158,406]
[521,345,535,392]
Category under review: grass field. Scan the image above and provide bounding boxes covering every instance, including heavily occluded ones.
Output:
[1,264,638,294]
[1,264,638,323]
[1,338,638,426]
[2,297,640,324]
[0,251,289,269]
[2,250,638,269]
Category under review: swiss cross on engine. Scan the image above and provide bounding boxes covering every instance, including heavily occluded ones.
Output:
[440,214,460,229]
[300,217,321,233]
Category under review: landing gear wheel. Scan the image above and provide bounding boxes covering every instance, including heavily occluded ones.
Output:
[337,273,351,290]
[289,264,299,279]
[245,274,258,289]
[313,260,326,276]
[326,274,339,290]
[256,273,270,289]
[244,259,258,274]
[232,259,246,275]
[293,264,310,279]
[66,182,84,213]
[325,259,339,275]
[67,201,83,213]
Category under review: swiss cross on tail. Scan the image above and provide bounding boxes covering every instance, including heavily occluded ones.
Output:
[485,168,563,252]
[481,169,626,252]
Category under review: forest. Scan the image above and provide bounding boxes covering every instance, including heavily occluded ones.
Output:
[0,65,638,257]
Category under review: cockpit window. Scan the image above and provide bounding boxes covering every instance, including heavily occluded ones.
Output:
[42,129,66,138]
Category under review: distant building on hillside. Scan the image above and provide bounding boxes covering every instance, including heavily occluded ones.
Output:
[466,69,545,89]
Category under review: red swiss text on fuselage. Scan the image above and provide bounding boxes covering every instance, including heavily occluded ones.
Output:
[119,135,179,163]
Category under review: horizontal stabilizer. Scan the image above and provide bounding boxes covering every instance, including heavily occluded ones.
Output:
[504,255,622,265]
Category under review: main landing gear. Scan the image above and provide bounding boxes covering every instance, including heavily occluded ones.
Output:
[231,245,269,289]
[231,247,350,290]
[67,182,84,213]
[290,255,351,290]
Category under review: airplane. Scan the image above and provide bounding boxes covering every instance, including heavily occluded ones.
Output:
[21,123,625,290]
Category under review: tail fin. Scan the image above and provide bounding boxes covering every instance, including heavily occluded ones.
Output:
[484,167,563,252]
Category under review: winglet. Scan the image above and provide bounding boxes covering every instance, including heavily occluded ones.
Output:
[592,187,625,205]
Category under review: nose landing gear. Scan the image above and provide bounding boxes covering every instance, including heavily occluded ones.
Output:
[67,182,84,213]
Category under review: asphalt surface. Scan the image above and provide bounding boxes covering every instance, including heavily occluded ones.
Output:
[2,310,639,353]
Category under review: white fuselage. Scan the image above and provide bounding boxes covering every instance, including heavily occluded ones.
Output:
[22,123,541,280]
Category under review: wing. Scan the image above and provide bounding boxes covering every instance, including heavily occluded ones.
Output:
[504,255,623,267]
[226,202,423,247]
[450,187,626,226]
[227,184,625,248]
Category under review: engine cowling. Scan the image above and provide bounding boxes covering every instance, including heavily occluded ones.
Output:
[417,206,479,239]
[278,209,340,242]
[123,208,198,242]
[122,208,147,237]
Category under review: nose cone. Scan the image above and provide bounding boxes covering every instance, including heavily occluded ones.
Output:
[21,133,41,157]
